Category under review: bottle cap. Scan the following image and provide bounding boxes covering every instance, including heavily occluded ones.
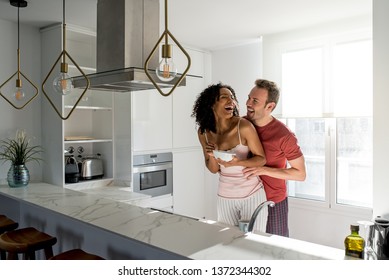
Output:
[350,224,359,232]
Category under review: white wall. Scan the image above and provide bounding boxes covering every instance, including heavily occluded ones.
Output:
[373,0,389,219]
[0,19,42,183]
[211,39,262,111]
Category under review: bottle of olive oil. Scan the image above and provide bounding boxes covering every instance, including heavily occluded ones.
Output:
[344,224,365,259]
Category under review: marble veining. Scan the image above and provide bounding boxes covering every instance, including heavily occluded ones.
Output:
[0,183,349,260]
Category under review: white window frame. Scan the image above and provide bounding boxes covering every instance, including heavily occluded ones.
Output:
[276,30,373,218]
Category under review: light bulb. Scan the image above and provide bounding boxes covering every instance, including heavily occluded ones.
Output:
[14,86,25,101]
[53,72,73,95]
[156,57,177,82]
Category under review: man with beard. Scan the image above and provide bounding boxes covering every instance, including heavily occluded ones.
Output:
[243,79,306,237]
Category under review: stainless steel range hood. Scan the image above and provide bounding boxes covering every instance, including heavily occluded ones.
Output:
[74,67,186,92]
[73,0,186,92]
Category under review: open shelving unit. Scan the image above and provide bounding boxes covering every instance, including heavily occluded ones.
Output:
[41,23,115,187]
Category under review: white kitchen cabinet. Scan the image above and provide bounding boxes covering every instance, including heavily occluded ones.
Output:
[128,46,209,219]
[171,48,209,219]
[131,89,173,153]
[172,47,211,149]
[130,47,209,153]
[41,24,114,187]
[203,170,219,220]
[174,45,205,77]
[172,76,204,149]
[172,149,205,219]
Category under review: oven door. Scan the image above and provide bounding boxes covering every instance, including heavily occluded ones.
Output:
[132,162,173,197]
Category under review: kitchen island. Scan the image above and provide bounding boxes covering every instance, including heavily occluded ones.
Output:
[0,183,350,260]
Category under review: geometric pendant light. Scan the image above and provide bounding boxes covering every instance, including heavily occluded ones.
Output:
[144,0,191,97]
[41,0,90,120]
[0,0,38,109]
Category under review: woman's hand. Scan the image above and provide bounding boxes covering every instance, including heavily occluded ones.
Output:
[205,142,218,157]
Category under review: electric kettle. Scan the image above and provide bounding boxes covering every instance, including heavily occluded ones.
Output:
[373,216,389,260]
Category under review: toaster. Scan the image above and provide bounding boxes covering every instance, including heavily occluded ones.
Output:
[79,155,104,180]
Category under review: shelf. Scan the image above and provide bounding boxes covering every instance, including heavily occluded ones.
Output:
[64,105,112,111]
[64,139,113,144]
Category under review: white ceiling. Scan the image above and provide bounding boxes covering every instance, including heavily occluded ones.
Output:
[0,0,372,50]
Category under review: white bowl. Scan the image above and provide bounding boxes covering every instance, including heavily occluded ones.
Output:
[213,150,236,162]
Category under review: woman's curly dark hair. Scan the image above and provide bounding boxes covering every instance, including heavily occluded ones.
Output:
[191,83,239,134]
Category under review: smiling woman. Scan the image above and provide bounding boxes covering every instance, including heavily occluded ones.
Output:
[192,82,268,232]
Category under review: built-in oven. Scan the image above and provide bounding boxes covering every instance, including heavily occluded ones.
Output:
[132,152,173,197]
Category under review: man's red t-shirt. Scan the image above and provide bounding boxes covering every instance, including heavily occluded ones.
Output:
[254,118,303,203]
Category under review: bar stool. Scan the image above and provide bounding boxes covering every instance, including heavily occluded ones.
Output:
[50,248,105,260]
[0,215,19,260]
[0,227,57,260]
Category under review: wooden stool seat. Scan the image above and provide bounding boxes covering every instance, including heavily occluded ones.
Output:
[0,215,19,260]
[0,227,57,260]
[50,249,104,260]
[0,215,18,234]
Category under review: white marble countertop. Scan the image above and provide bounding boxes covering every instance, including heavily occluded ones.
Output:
[0,183,350,260]
[74,185,152,203]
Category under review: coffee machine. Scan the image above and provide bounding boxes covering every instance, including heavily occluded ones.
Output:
[372,216,389,260]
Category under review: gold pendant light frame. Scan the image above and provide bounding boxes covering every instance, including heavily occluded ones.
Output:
[0,0,38,109]
[144,0,191,97]
[41,0,90,120]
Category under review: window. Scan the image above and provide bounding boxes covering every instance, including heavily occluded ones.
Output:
[282,48,323,116]
[281,36,372,209]
[287,119,326,202]
[336,117,372,208]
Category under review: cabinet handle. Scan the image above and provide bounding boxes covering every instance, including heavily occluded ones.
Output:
[133,162,173,173]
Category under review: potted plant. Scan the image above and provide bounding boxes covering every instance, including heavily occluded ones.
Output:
[0,129,43,188]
